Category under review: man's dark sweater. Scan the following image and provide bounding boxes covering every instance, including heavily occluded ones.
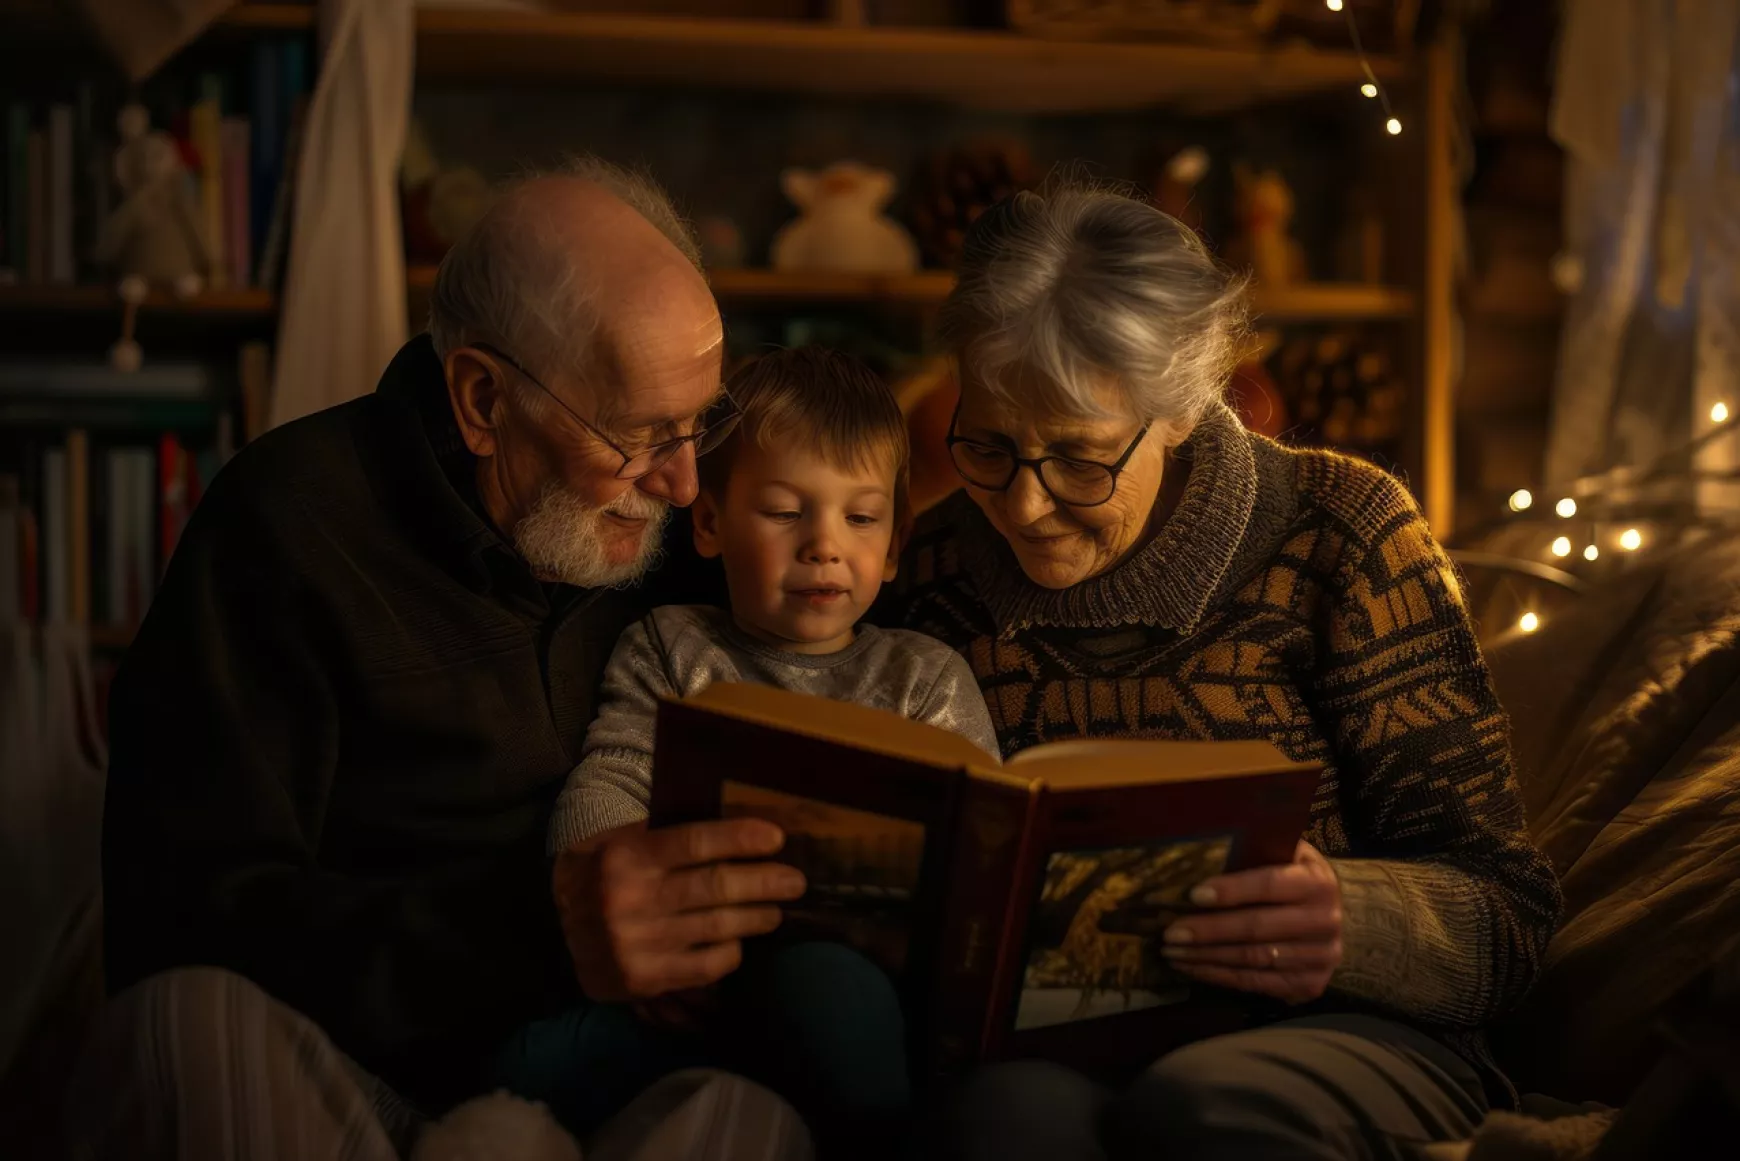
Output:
[101,336,710,1109]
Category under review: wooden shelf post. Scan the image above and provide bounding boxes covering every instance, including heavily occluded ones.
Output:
[1420,27,1460,540]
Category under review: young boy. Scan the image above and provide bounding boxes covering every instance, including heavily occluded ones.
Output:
[548,345,998,852]
[494,347,998,1151]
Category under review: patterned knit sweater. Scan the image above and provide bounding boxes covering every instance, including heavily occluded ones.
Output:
[879,404,1563,1100]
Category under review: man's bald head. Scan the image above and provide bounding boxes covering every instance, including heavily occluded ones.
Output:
[427,156,713,386]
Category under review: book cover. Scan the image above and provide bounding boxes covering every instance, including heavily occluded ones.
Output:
[647,683,1321,1081]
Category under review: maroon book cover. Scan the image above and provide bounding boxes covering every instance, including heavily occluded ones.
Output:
[648,685,1320,1082]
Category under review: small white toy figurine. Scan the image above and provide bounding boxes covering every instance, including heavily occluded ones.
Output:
[770,161,920,275]
[97,103,211,371]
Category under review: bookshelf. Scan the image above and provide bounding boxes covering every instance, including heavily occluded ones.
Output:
[221,5,1406,114]
[3,7,1466,667]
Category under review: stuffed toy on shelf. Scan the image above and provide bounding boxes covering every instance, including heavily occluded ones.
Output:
[770,161,919,275]
[96,103,210,371]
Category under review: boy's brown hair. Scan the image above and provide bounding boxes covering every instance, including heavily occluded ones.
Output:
[700,346,910,517]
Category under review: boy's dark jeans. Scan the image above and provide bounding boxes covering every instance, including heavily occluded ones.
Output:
[487,940,911,1156]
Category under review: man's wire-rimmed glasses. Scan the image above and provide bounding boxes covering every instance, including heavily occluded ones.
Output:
[472,341,740,480]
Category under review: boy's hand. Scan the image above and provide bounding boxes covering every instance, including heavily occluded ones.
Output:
[552,819,805,1002]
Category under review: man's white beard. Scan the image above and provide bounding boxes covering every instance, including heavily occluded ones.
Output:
[512,482,670,589]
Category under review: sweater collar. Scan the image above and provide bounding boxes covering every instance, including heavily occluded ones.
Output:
[955,402,1259,637]
[369,334,512,587]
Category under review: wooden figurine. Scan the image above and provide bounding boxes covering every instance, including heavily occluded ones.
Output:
[1223,164,1308,287]
[771,161,920,275]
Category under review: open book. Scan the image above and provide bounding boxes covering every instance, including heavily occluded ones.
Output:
[649,682,1321,1082]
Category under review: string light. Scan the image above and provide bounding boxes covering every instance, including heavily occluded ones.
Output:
[1519,612,1541,633]
[1555,498,1578,518]
[1714,402,1731,424]
[1621,528,1643,551]
[1583,544,1600,561]
[1508,489,1534,512]
[1333,2,1395,136]
[1551,536,1572,557]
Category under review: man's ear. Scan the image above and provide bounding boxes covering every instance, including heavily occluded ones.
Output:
[445,347,509,458]
[691,487,724,559]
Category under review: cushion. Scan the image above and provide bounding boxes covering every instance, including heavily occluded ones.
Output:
[1483,532,1740,1104]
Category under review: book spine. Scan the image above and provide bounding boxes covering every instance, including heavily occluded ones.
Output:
[925,773,1041,1082]
[66,427,90,623]
[42,446,67,623]
[238,341,272,442]
[128,450,154,624]
[106,448,127,626]
[978,783,1051,1065]
[191,87,225,290]
[48,104,73,284]
[222,118,251,289]
[4,104,29,282]
[26,127,46,283]
[89,438,109,625]
[0,475,19,623]
[250,39,281,270]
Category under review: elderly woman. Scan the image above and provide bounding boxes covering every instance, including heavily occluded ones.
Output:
[881,185,1563,1160]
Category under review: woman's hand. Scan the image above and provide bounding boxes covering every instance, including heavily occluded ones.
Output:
[1161,840,1343,1004]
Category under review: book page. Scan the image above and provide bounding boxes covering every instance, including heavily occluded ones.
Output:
[681,682,990,770]
[1007,738,1311,790]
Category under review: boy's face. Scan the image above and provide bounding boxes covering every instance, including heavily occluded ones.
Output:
[692,437,900,655]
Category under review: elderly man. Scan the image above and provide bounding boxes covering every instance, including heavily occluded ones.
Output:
[73,161,809,1159]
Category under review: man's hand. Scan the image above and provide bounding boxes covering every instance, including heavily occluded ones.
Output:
[1160,840,1343,1004]
[552,818,806,1002]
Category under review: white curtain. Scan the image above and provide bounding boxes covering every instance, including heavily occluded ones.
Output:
[269,0,415,429]
[1545,0,1740,513]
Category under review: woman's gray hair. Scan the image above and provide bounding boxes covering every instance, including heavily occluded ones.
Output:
[940,182,1250,429]
[426,155,702,383]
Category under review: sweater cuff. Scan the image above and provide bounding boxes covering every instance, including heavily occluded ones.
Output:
[546,788,649,855]
[1328,857,1495,1027]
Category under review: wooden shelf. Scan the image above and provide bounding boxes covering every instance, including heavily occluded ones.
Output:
[411,265,1413,320]
[1250,282,1416,322]
[707,268,955,304]
[222,6,1405,114]
[0,282,278,317]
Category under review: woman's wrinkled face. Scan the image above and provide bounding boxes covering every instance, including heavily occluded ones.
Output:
[955,365,1179,590]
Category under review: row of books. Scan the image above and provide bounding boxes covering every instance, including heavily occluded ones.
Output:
[0,36,311,290]
[0,347,277,632]
[0,429,208,631]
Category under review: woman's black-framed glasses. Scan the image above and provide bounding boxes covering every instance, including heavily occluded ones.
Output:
[472,341,740,480]
[945,402,1150,508]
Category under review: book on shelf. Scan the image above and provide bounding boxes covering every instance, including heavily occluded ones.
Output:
[0,349,249,638]
[0,39,309,294]
[648,682,1321,1082]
